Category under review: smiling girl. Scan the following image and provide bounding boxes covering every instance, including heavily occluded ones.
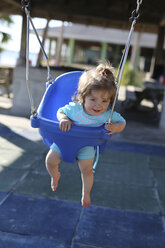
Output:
[45,61,126,207]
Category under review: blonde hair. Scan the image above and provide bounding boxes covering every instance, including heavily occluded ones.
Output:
[73,61,116,106]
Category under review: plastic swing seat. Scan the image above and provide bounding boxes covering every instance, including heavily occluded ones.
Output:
[31,71,110,163]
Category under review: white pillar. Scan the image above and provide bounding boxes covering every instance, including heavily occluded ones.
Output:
[130,32,141,69]
[17,14,26,65]
[36,19,50,66]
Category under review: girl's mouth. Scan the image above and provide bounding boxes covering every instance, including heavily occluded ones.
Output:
[93,109,101,113]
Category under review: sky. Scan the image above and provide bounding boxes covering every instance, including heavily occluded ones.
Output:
[0,15,62,53]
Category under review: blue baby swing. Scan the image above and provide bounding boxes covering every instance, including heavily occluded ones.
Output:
[22,0,143,171]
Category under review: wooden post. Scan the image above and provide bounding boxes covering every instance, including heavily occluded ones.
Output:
[150,26,165,78]
[48,39,52,59]
[154,26,165,67]
[55,22,64,65]
[156,26,165,129]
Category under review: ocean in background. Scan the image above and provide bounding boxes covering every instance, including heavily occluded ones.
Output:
[0,50,38,67]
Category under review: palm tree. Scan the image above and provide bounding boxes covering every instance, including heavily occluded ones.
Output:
[0,15,13,52]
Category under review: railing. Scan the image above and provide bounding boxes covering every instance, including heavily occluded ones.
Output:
[0,67,14,98]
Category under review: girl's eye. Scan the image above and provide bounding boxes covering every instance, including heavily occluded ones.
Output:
[103,100,108,102]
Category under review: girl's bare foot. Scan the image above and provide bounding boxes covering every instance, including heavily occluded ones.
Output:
[81,194,91,207]
[51,172,61,191]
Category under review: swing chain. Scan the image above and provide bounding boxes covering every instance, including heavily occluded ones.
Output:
[108,0,143,123]
[21,0,54,117]
[21,0,31,12]
[129,0,143,22]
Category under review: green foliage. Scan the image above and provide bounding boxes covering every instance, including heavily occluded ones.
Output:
[0,15,13,25]
[116,61,142,87]
[1,32,11,43]
[0,15,13,52]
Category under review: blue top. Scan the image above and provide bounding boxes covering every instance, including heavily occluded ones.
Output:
[59,102,126,127]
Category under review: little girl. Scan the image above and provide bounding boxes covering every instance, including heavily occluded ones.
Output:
[45,61,126,207]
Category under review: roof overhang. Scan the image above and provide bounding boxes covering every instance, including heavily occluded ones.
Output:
[0,0,165,33]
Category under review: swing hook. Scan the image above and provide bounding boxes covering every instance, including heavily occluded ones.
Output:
[129,0,143,22]
[21,0,31,12]
[31,109,38,119]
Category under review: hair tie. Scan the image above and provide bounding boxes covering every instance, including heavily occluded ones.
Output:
[101,68,112,79]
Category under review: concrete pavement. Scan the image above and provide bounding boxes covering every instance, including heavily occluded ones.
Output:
[0,108,165,247]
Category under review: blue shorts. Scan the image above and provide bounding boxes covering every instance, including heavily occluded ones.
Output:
[50,143,95,160]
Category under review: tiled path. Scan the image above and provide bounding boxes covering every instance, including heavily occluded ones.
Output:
[0,114,165,247]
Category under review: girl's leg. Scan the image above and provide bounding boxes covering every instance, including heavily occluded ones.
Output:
[45,149,61,191]
[78,159,93,207]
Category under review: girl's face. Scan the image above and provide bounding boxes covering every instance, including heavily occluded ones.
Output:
[84,90,111,116]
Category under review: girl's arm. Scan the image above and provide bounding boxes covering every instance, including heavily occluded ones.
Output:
[104,121,126,135]
[57,110,72,132]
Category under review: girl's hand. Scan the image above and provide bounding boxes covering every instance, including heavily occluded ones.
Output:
[59,118,72,132]
[104,122,126,135]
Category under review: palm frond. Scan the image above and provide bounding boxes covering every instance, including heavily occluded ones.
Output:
[1,32,11,43]
[0,15,13,25]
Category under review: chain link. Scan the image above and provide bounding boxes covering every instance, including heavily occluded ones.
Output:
[21,0,31,11]
[137,0,143,5]
[129,0,143,22]
[136,0,143,14]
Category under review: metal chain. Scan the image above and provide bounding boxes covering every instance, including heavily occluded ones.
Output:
[129,0,143,22]
[21,0,31,11]
[136,0,143,13]
[21,1,53,117]
[108,0,143,123]
[27,14,53,83]
[25,7,37,117]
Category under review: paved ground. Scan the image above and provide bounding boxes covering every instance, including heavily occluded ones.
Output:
[0,96,165,248]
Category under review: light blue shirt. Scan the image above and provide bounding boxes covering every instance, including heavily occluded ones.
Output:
[59,102,125,127]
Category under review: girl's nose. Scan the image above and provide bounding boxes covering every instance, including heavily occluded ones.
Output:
[95,101,101,107]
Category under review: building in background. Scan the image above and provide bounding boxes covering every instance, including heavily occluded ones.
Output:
[35,23,165,72]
